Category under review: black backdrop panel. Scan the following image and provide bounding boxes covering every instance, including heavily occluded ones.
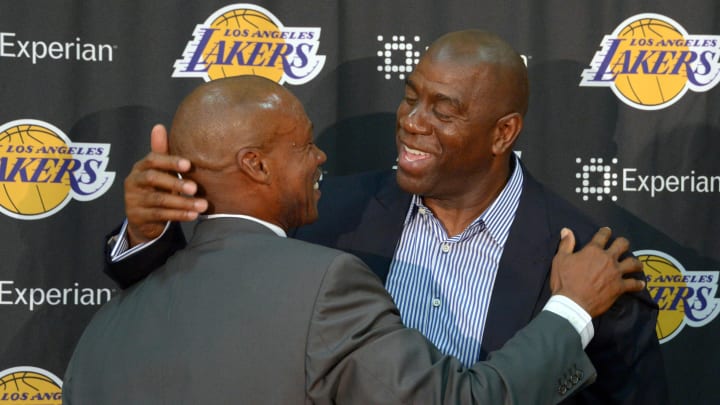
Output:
[1,1,718,403]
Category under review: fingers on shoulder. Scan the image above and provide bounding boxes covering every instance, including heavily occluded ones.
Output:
[590,227,613,247]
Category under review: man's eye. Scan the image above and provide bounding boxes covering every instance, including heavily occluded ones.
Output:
[434,110,451,120]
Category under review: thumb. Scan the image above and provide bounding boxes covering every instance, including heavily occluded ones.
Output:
[150,124,169,154]
[557,227,576,254]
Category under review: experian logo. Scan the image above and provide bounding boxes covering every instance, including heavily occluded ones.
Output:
[0,280,113,311]
[0,32,116,64]
[575,157,720,201]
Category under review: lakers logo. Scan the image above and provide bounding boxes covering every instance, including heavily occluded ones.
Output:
[173,3,325,85]
[0,119,115,220]
[637,249,720,343]
[580,13,720,110]
[0,366,62,403]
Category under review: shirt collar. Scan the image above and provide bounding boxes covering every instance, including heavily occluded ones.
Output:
[199,214,287,237]
[404,154,524,245]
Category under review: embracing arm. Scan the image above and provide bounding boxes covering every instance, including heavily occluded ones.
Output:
[104,221,187,288]
[308,273,593,405]
[103,125,207,288]
[306,228,645,404]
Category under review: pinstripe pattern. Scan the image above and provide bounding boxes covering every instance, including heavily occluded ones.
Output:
[385,159,524,366]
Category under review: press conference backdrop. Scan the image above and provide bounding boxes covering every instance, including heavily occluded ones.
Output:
[1,0,718,403]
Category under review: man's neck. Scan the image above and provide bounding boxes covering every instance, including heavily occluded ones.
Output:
[422,157,515,237]
[423,188,502,237]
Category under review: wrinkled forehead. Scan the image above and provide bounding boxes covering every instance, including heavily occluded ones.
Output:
[270,99,312,142]
[410,56,499,100]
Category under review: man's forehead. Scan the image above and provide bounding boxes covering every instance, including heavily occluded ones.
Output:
[277,113,312,140]
[406,65,483,105]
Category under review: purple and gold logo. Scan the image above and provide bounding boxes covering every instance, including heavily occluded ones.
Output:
[580,13,720,110]
[172,3,325,85]
[0,119,114,220]
[0,366,62,403]
[637,249,720,343]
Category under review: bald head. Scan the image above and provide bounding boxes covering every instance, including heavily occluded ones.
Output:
[425,29,529,116]
[167,75,321,223]
[169,75,302,171]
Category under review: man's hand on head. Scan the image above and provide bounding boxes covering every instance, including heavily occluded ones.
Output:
[550,227,646,318]
[124,124,208,246]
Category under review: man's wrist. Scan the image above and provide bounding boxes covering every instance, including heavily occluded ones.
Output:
[543,295,594,348]
[127,226,150,247]
[110,220,170,263]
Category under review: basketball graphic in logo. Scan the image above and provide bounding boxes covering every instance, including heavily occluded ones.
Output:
[205,7,286,82]
[173,4,326,85]
[637,249,720,343]
[0,122,73,217]
[639,253,687,340]
[0,366,62,403]
[611,17,689,107]
[0,119,115,220]
[580,13,720,110]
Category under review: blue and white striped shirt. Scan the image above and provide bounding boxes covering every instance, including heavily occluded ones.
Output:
[385,159,524,367]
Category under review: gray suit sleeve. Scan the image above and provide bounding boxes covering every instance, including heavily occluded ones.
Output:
[305,253,596,405]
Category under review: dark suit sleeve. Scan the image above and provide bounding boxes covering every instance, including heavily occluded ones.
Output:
[103,221,187,289]
[305,253,597,405]
[562,227,667,405]
[576,290,667,405]
[532,183,668,405]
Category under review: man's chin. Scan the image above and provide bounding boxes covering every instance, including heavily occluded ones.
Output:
[395,168,427,195]
[305,210,320,225]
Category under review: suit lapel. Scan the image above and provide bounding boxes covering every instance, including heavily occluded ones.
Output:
[480,166,558,359]
[342,170,410,283]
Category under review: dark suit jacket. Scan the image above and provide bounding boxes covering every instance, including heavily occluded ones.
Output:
[69,218,595,404]
[103,165,668,404]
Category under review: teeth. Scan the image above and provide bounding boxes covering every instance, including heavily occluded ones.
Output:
[313,171,323,190]
[404,145,428,156]
[403,145,429,162]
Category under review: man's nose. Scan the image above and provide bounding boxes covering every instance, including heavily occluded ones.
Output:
[401,106,431,135]
[315,144,327,164]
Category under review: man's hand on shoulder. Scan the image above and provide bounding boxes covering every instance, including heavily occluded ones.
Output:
[551,227,646,318]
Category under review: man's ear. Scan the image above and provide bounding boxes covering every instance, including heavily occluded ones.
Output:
[492,112,523,155]
[236,148,271,184]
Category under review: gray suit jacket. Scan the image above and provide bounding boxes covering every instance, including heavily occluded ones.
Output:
[66,218,595,404]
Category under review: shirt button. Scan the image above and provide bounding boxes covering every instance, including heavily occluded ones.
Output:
[418,207,427,215]
[441,243,451,253]
[431,298,441,307]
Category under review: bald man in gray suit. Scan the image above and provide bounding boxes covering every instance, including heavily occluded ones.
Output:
[63,75,645,404]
